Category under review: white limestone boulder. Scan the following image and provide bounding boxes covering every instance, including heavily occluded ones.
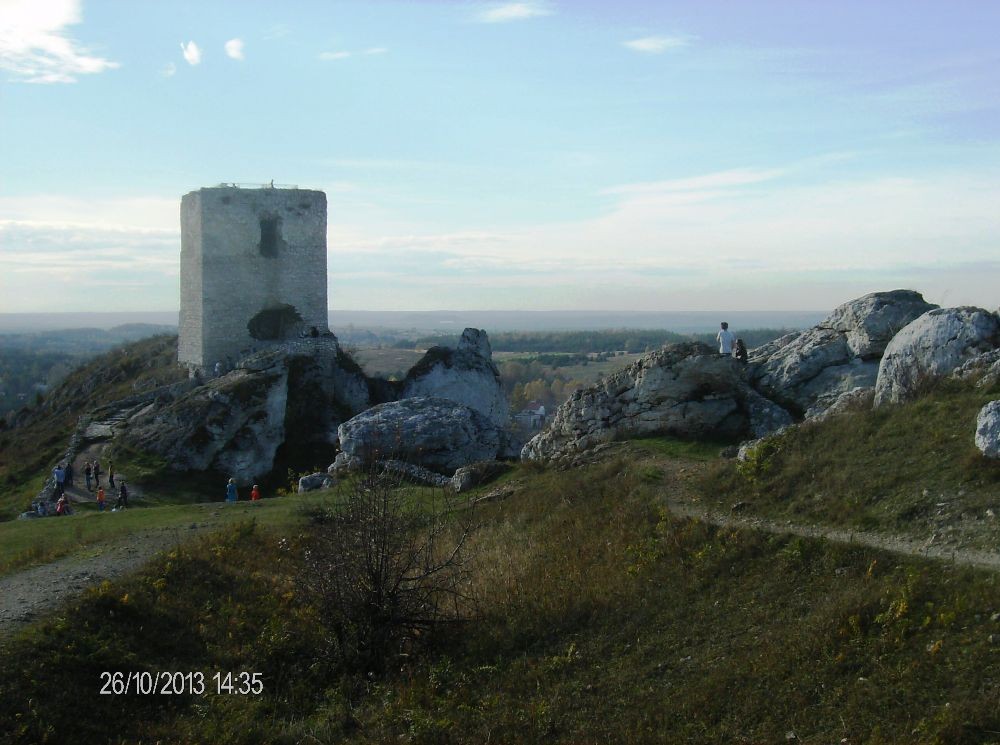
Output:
[400,328,509,429]
[749,290,936,415]
[298,472,335,492]
[976,401,1000,459]
[874,307,1000,407]
[521,342,788,462]
[337,396,503,474]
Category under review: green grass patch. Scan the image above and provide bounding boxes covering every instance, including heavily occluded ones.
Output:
[5,461,1000,743]
[0,493,326,578]
[699,380,1000,543]
[628,434,727,461]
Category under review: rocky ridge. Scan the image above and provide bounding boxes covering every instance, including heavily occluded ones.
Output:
[523,290,1000,464]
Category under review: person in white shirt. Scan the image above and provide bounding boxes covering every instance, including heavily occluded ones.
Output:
[717,322,736,355]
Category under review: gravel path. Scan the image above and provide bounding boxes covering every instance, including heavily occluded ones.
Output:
[663,497,1000,571]
[0,523,211,636]
[4,449,998,637]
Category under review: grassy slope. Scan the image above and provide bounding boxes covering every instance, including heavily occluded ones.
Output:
[3,456,1000,744]
[0,335,186,521]
[0,493,326,578]
[701,380,1000,547]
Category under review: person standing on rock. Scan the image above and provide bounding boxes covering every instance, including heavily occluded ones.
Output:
[85,462,93,491]
[717,322,736,356]
[115,481,129,510]
[108,461,116,488]
[64,462,73,489]
[93,460,101,489]
[226,478,238,503]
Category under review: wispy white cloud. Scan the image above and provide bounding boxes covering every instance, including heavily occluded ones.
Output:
[623,35,693,54]
[321,166,1000,311]
[263,24,291,40]
[602,168,785,196]
[161,61,176,78]
[476,2,552,24]
[320,47,386,61]
[180,40,201,66]
[224,38,244,60]
[0,0,118,83]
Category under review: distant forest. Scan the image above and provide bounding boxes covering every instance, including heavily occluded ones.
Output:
[397,328,795,354]
[0,324,174,420]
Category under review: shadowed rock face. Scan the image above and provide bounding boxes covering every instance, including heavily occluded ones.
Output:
[120,339,371,484]
[874,307,1000,407]
[337,397,502,474]
[748,290,937,415]
[117,328,511,482]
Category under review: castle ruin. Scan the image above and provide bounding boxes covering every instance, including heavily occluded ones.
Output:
[178,185,328,369]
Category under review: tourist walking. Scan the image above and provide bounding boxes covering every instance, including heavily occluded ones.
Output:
[226,478,238,503]
[115,481,129,510]
[717,322,736,356]
[250,484,261,501]
[85,462,93,491]
[97,486,106,512]
[108,461,116,488]
[52,464,66,497]
[93,460,101,488]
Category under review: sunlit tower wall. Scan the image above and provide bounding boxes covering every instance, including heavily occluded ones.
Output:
[178,185,328,369]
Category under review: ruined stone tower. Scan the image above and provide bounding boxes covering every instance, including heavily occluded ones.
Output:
[178,185,328,369]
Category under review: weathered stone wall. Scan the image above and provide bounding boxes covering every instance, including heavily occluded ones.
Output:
[178,186,328,369]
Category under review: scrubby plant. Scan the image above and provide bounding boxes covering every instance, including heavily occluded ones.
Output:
[299,466,475,674]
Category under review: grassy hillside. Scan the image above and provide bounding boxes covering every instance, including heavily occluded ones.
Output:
[701,379,1000,548]
[0,335,186,521]
[4,455,1000,743]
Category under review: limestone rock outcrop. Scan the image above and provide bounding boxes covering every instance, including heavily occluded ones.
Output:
[298,472,335,492]
[119,339,370,483]
[337,396,503,474]
[521,343,785,463]
[975,401,1000,459]
[874,307,1000,406]
[749,290,937,415]
[952,349,1000,389]
[400,328,509,428]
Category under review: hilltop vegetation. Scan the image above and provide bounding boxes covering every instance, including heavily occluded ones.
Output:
[703,379,1000,548]
[4,450,1000,743]
[0,335,185,520]
[399,328,795,355]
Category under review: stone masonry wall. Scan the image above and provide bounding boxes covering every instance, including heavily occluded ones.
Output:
[178,186,328,369]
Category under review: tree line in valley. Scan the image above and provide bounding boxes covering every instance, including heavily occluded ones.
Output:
[397,327,795,355]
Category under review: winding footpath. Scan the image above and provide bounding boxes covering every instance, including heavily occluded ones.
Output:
[3,452,1000,636]
[663,497,1000,571]
[0,523,217,636]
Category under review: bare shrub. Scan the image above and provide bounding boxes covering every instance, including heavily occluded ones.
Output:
[299,464,475,674]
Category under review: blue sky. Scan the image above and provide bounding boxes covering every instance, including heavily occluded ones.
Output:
[1,0,998,313]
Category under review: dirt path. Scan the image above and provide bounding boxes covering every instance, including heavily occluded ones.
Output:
[0,523,212,636]
[649,455,1000,571]
[662,497,1000,571]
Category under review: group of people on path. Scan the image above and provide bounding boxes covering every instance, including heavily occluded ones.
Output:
[716,322,748,364]
[47,457,129,517]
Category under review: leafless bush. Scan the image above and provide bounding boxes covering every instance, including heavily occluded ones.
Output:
[299,463,475,674]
